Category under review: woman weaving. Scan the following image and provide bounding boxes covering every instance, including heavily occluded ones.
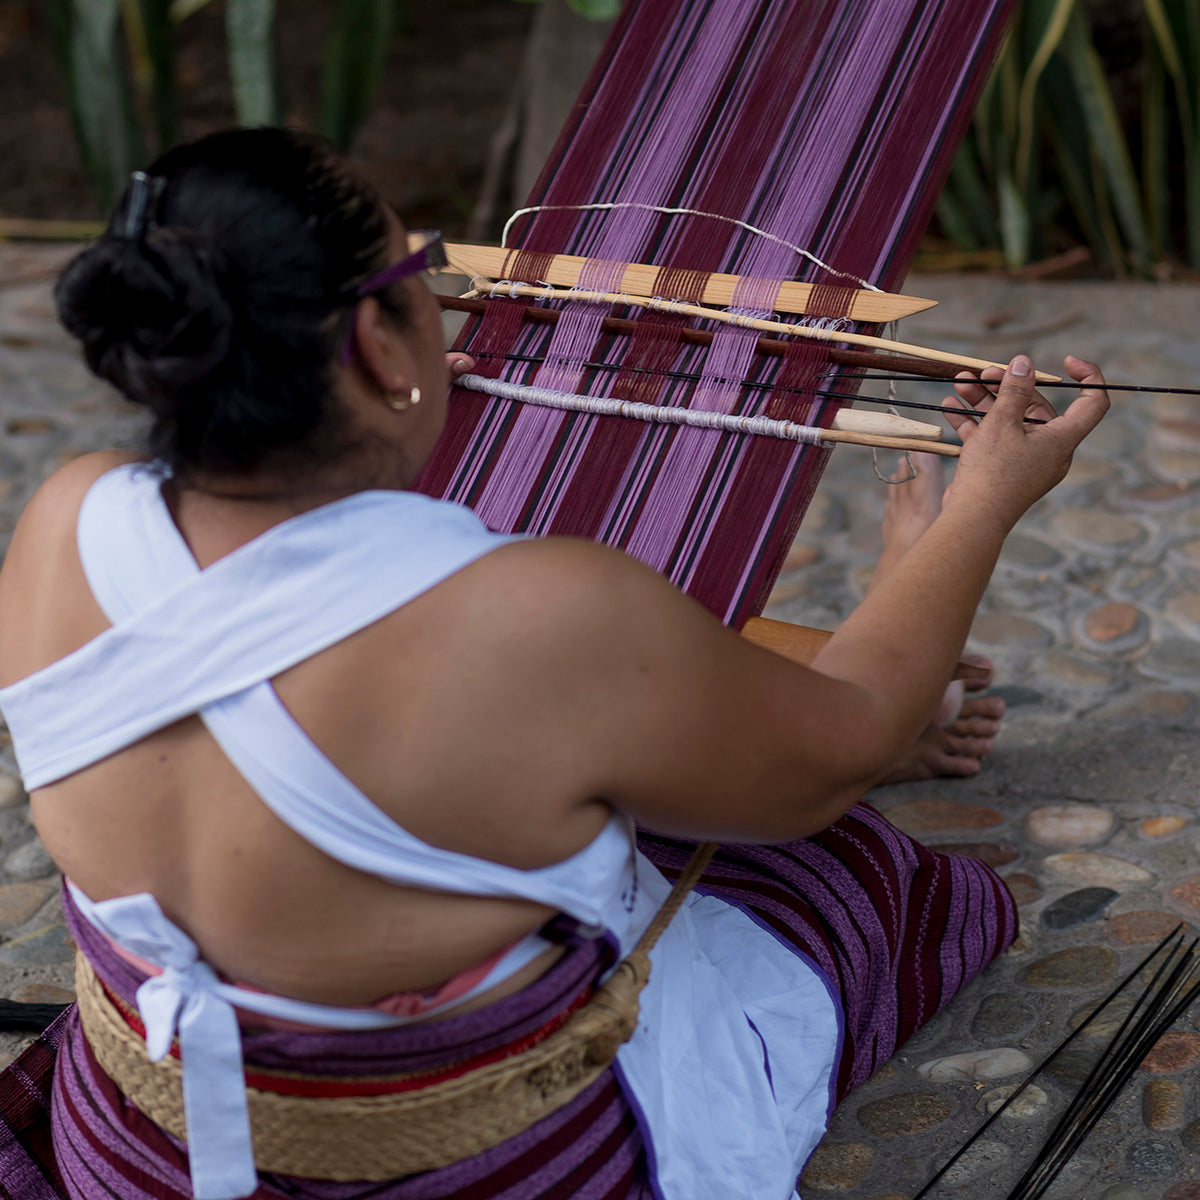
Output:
[0,130,1107,1200]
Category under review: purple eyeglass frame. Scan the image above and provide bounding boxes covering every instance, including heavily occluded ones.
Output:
[338,230,447,364]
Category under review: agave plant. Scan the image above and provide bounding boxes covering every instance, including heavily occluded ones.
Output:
[936,0,1200,274]
[45,0,401,209]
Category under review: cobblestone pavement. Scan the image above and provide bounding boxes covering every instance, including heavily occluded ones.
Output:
[2,243,1200,1197]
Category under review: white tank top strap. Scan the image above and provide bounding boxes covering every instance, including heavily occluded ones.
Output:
[0,467,520,791]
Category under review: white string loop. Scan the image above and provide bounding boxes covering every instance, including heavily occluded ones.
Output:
[500,202,883,293]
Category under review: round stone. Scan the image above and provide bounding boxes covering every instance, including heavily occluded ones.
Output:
[1143,1031,1200,1073]
[1169,876,1200,915]
[799,1142,873,1192]
[1142,638,1200,681]
[977,1083,1048,1119]
[0,923,74,967]
[10,983,74,1004]
[1042,853,1153,888]
[883,799,1003,834]
[1047,1043,1103,1084]
[856,1091,951,1137]
[924,841,1018,870]
[0,773,24,811]
[782,541,821,570]
[1180,1118,1200,1151]
[1076,603,1150,653]
[970,613,1054,648]
[5,417,56,436]
[914,1047,1032,1083]
[1025,803,1114,849]
[1084,603,1140,641]
[1090,689,1193,722]
[1142,815,1189,839]
[1040,887,1118,931]
[0,882,56,931]
[1003,872,1041,906]
[1040,654,1115,687]
[4,839,56,882]
[1101,1188,1149,1200]
[1022,945,1118,989]
[999,533,1063,570]
[1054,509,1146,548]
[1071,995,1136,1039]
[972,992,1036,1038]
[1166,593,1200,638]
[1144,1079,1184,1128]
[1126,1138,1177,1177]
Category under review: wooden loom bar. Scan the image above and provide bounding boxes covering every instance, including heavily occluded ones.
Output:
[449,282,1060,381]
[742,618,988,682]
[437,295,1020,381]
[440,242,938,323]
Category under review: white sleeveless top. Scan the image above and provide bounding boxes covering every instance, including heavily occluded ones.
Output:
[0,465,837,1200]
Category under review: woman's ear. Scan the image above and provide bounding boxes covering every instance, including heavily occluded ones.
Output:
[351,296,417,396]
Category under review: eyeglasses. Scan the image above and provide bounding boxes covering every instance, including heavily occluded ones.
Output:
[339,229,446,364]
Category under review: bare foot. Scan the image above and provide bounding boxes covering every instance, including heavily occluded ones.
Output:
[869,454,1005,782]
[868,451,947,593]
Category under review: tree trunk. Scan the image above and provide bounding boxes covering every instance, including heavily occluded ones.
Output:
[469,0,613,242]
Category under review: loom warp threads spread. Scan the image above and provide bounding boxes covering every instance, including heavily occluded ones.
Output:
[418,0,1018,624]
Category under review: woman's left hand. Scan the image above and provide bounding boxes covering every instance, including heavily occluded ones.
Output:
[447,353,474,378]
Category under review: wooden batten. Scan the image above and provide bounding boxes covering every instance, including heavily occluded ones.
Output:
[440,242,938,324]
[742,618,989,682]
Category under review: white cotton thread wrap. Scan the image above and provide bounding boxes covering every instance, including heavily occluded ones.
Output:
[456,374,827,446]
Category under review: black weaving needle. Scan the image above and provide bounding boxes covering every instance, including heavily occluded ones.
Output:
[469,351,1047,424]
[835,371,1200,396]
[912,928,1188,1200]
[1008,936,1200,1200]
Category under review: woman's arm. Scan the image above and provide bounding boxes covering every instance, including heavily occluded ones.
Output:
[479,355,1107,845]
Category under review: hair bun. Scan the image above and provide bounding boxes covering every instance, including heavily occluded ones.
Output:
[56,227,234,406]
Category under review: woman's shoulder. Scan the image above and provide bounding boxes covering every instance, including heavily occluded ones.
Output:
[12,451,145,542]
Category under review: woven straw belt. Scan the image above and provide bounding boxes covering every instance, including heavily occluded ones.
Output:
[74,842,716,1182]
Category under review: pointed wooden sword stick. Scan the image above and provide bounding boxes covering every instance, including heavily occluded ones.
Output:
[449,281,1062,381]
[437,295,1059,385]
[439,295,967,378]
[439,242,938,323]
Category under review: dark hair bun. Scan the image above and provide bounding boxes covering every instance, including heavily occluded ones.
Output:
[56,228,234,407]
[53,128,396,476]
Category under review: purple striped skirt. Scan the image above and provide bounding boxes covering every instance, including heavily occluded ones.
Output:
[0,802,1016,1199]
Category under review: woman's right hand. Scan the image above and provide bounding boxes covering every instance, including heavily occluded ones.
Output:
[941,354,1109,531]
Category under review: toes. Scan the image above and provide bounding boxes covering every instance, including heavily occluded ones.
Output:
[946,713,1002,737]
[960,695,1006,719]
[961,654,995,692]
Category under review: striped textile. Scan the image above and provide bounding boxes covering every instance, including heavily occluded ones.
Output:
[419,0,1017,626]
[639,803,1019,1101]
[0,804,1015,1198]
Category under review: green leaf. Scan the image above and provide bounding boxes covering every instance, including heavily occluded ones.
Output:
[1141,32,1169,254]
[227,0,280,126]
[126,0,177,151]
[46,0,138,207]
[169,0,215,19]
[1059,7,1149,272]
[319,0,398,151]
[997,167,1030,269]
[1012,0,1076,193]
[566,0,621,18]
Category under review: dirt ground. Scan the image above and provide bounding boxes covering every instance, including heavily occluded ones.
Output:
[0,0,534,232]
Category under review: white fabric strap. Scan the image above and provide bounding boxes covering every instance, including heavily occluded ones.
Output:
[1,483,519,790]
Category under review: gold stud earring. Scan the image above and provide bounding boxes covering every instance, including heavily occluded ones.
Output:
[387,385,421,413]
